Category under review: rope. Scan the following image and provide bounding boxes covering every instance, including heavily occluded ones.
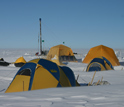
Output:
[42,22,62,47]
[0,66,19,92]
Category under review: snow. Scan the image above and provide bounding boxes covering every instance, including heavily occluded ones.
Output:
[0,48,124,107]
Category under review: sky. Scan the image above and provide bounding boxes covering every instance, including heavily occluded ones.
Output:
[0,0,124,49]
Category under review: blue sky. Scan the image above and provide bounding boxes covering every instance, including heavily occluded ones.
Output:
[0,0,124,49]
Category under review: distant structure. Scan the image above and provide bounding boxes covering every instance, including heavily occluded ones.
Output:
[39,18,42,55]
[35,18,48,56]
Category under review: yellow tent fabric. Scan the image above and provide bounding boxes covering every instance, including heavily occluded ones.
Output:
[14,56,26,67]
[50,55,65,65]
[5,75,30,93]
[47,44,77,65]
[15,56,26,63]
[5,58,77,93]
[82,45,120,66]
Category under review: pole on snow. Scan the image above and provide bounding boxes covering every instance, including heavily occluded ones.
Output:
[38,33,39,53]
[39,18,42,55]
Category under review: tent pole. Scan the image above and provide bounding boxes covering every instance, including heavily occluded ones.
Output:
[23,81,24,91]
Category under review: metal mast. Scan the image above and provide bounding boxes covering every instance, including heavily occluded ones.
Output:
[39,18,42,55]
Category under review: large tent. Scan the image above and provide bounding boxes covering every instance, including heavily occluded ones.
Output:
[47,44,77,65]
[5,58,77,93]
[86,56,114,72]
[83,45,120,66]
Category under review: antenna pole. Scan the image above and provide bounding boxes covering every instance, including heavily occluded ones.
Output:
[38,33,39,53]
[39,18,42,55]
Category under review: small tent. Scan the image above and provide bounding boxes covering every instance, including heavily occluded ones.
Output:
[47,44,77,65]
[5,58,77,93]
[14,56,26,67]
[83,45,120,66]
[86,56,114,72]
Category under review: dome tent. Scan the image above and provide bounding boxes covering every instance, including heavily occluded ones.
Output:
[47,44,77,65]
[5,58,77,93]
[86,56,114,72]
[83,45,120,66]
[14,56,26,67]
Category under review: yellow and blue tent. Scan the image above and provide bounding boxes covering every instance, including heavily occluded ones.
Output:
[83,45,120,66]
[5,58,77,93]
[86,56,114,72]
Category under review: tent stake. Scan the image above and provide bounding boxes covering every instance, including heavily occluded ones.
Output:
[95,80,100,85]
[77,75,79,80]
[90,71,96,85]
[88,82,91,86]
[101,76,103,82]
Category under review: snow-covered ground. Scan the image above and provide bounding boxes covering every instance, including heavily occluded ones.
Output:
[0,48,124,107]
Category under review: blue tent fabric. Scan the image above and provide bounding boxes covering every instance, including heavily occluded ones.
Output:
[38,59,60,81]
[102,57,114,69]
[88,63,101,71]
[86,56,114,72]
[6,58,77,93]
[60,66,76,86]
